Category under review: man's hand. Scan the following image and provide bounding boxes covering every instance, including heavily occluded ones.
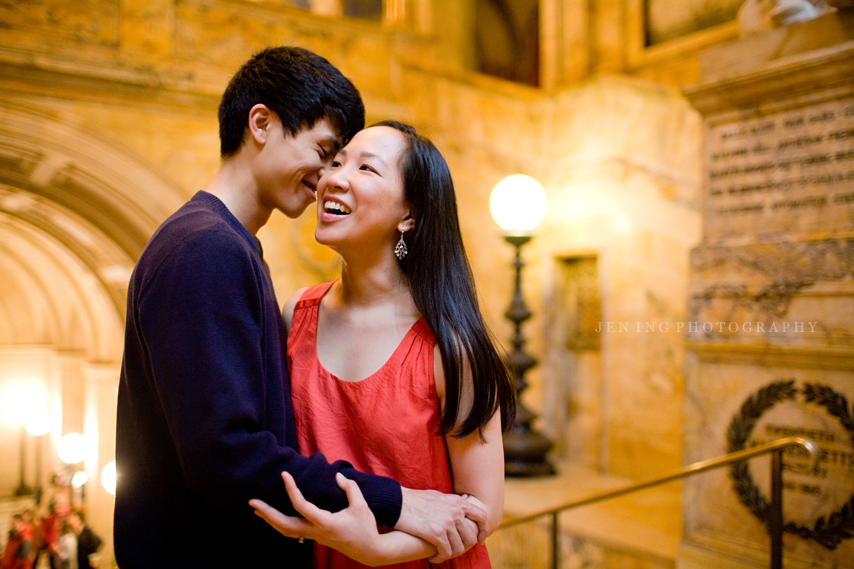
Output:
[252,472,440,565]
[394,487,488,563]
[251,472,393,566]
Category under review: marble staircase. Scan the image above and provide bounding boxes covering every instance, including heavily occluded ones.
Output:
[487,461,682,569]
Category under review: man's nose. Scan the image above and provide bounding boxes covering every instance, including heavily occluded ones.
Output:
[318,159,333,178]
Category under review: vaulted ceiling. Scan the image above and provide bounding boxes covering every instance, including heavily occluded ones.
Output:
[0,99,184,362]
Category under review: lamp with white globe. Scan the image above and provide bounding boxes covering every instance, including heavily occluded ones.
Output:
[490,175,554,477]
[58,432,89,506]
[24,409,52,504]
[57,433,87,465]
[101,460,117,495]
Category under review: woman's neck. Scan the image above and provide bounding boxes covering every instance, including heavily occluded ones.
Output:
[336,252,412,310]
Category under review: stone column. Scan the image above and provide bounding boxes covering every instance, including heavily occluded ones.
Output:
[681,11,854,569]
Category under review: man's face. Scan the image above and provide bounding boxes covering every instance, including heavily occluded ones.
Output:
[256,117,341,219]
[67,514,83,533]
[55,499,70,517]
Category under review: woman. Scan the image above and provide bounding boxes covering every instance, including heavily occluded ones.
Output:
[256,121,515,567]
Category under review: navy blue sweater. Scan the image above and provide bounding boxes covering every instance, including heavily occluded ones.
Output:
[115,192,402,568]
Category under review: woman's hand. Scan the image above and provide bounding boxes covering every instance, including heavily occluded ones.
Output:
[250,472,436,566]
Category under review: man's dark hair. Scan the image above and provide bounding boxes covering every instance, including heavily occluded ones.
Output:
[218,46,365,157]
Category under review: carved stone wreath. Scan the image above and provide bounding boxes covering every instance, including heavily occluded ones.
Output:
[726,379,854,550]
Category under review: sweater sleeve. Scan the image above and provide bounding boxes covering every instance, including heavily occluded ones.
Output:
[137,228,402,527]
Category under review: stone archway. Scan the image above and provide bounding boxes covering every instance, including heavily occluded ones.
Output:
[0,98,184,556]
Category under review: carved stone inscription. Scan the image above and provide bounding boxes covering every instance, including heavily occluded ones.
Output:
[706,98,854,240]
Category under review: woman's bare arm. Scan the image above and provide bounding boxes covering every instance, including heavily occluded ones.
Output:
[281,287,308,333]
[434,344,505,537]
[251,472,437,566]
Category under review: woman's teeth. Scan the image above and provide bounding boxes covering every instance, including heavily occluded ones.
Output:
[324,201,351,215]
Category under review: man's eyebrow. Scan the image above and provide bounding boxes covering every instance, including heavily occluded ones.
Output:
[320,134,342,152]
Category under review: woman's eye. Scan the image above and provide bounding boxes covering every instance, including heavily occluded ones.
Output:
[331,160,342,168]
[360,164,376,173]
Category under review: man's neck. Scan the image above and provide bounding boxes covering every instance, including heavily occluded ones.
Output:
[205,158,271,236]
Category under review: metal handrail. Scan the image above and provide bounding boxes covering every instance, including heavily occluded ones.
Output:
[498,437,819,569]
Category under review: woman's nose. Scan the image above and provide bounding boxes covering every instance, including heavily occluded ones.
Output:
[324,167,349,190]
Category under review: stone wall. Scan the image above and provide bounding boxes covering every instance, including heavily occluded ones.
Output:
[681,11,854,568]
[0,1,735,565]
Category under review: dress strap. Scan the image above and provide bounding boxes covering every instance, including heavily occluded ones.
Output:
[294,281,335,310]
[411,318,436,346]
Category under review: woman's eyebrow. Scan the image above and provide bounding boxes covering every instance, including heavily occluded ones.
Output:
[337,148,387,165]
[359,151,386,165]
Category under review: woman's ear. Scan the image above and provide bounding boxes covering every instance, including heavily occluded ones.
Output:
[398,202,415,233]
[248,104,272,143]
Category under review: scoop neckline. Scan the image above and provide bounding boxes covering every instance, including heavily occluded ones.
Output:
[311,282,425,384]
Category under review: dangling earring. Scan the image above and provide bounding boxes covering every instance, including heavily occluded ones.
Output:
[394,229,408,260]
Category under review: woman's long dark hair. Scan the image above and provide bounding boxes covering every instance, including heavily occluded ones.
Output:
[373,120,516,438]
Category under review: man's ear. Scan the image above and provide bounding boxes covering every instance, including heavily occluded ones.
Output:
[398,202,415,233]
[248,104,272,143]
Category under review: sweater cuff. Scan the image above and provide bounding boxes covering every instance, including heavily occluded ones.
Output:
[341,468,403,528]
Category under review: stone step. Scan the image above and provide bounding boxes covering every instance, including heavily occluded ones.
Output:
[487,461,681,568]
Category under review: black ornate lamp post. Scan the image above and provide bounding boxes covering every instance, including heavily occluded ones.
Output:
[58,432,88,508]
[13,410,54,504]
[490,175,555,477]
[14,419,32,497]
[26,410,52,505]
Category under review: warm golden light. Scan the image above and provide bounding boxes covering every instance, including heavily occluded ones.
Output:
[101,460,117,495]
[0,381,44,425]
[24,410,52,436]
[489,174,547,234]
[71,470,89,488]
[57,433,87,464]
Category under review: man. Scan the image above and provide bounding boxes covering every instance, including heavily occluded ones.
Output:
[66,512,102,569]
[40,496,69,569]
[115,46,484,569]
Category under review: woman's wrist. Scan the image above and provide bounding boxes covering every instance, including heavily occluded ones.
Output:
[370,530,437,565]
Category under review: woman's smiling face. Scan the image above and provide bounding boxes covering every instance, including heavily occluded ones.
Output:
[314,126,412,257]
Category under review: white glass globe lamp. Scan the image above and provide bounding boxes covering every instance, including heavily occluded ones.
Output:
[489,174,547,235]
[71,470,88,488]
[101,460,117,495]
[25,410,52,436]
[57,433,87,464]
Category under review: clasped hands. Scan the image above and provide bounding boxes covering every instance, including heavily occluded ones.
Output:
[250,472,488,566]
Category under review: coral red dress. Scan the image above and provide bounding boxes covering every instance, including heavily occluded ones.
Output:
[288,282,491,569]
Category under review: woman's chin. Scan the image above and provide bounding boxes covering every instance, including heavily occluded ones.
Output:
[314,233,344,253]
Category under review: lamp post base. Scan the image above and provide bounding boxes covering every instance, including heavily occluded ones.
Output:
[505,459,556,478]
[504,418,555,477]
